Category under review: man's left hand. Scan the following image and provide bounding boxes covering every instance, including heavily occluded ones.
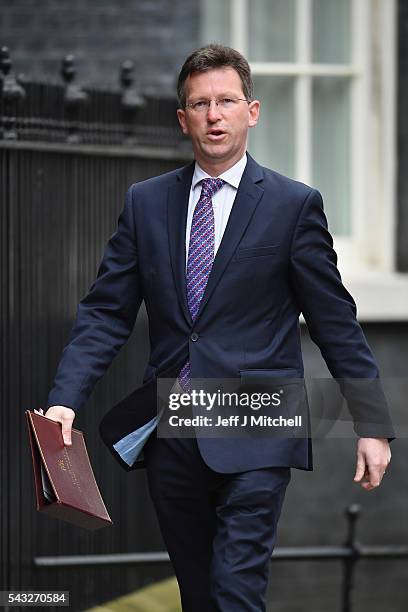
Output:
[354,438,391,490]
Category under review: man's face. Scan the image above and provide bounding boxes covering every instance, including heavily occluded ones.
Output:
[177,67,260,173]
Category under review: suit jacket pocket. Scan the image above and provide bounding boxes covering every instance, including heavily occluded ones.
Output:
[240,368,300,382]
[239,368,308,438]
[235,244,279,260]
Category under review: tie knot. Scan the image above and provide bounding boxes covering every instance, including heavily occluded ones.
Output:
[200,177,225,199]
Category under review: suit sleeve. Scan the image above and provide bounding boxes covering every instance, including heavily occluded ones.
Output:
[290,188,395,439]
[46,185,143,412]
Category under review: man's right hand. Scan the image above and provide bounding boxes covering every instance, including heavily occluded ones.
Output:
[44,406,76,446]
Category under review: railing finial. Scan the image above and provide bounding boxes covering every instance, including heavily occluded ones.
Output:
[61,54,88,142]
[120,60,145,111]
[0,46,26,140]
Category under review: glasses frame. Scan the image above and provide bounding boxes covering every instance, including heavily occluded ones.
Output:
[184,97,249,112]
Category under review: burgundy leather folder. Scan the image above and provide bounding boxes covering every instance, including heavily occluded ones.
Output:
[26,410,113,530]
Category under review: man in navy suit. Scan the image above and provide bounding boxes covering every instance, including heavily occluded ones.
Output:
[45,44,394,611]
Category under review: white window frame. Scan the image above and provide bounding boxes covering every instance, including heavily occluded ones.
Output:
[202,0,408,320]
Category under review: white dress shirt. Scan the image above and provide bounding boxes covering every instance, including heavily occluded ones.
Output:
[185,153,248,262]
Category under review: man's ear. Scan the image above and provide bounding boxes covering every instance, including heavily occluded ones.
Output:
[177,108,189,135]
[248,100,260,128]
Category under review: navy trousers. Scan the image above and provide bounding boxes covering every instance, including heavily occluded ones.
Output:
[143,434,291,612]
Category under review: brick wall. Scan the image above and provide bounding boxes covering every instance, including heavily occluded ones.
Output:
[0,0,200,93]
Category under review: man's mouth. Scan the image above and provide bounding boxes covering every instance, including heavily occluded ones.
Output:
[207,129,227,141]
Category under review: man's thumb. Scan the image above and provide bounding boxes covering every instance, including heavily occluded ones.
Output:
[61,420,73,446]
[354,455,366,481]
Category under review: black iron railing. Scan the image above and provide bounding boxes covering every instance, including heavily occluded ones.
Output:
[33,505,408,612]
[1,46,191,606]
[0,46,189,151]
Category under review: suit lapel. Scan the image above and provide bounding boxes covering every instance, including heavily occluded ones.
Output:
[196,154,264,320]
[167,162,195,325]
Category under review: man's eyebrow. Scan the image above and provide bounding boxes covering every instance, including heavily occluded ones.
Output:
[189,92,244,100]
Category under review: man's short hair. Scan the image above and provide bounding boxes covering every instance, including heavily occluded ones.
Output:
[177,43,254,108]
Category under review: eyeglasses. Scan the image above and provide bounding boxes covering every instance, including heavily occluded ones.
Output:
[185,97,249,113]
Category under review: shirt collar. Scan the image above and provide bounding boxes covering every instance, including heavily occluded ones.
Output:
[192,153,247,191]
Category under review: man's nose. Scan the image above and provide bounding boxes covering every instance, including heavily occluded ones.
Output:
[207,100,223,121]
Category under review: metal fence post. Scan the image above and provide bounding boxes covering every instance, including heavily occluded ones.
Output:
[342,503,361,612]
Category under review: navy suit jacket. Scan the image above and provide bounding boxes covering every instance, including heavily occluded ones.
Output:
[46,153,395,472]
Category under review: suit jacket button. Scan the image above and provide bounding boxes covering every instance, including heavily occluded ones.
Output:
[190,332,199,342]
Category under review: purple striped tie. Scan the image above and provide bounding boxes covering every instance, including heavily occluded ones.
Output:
[179,177,225,390]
